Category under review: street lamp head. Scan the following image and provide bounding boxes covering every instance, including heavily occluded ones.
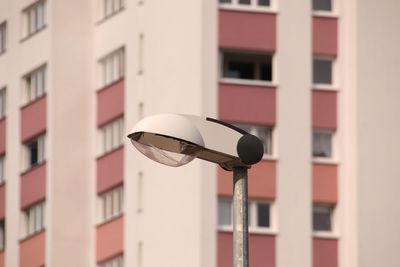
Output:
[127,114,263,170]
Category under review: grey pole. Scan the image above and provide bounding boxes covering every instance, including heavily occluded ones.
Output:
[232,166,249,267]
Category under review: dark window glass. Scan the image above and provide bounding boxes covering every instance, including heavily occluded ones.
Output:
[219,0,232,3]
[260,61,272,81]
[312,131,332,158]
[313,58,332,84]
[239,0,251,5]
[313,0,332,11]
[258,0,270,6]
[313,206,333,231]
[226,61,254,79]
[29,141,38,167]
[257,203,270,227]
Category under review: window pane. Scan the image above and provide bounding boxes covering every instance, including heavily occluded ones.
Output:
[260,61,272,81]
[313,206,333,231]
[313,58,332,84]
[313,0,332,11]
[256,127,272,155]
[29,141,39,167]
[258,0,270,6]
[226,61,254,79]
[219,0,232,3]
[0,157,4,183]
[239,0,251,5]
[257,203,270,227]
[223,52,272,82]
[313,131,332,157]
[218,199,231,226]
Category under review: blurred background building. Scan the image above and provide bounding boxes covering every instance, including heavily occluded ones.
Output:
[0,0,400,266]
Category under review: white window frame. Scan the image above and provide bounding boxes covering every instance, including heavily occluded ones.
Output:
[0,156,5,184]
[313,204,338,238]
[234,123,275,158]
[23,134,46,171]
[312,0,337,17]
[219,0,276,13]
[23,65,46,104]
[22,202,45,238]
[312,129,337,163]
[22,0,46,38]
[0,220,4,250]
[0,22,6,55]
[99,255,123,267]
[98,185,124,223]
[0,87,6,119]
[220,51,275,87]
[99,117,124,155]
[313,56,337,90]
[99,47,125,88]
[218,198,276,234]
[99,0,125,21]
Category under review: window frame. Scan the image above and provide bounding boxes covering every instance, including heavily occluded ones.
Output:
[99,47,125,88]
[312,129,336,161]
[22,0,47,39]
[23,64,46,105]
[0,220,4,251]
[218,198,276,234]
[23,134,46,171]
[313,204,337,236]
[313,56,336,89]
[99,254,123,267]
[98,185,124,223]
[22,201,45,238]
[0,87,6,119]
[99,117,124,156]
[0,22,6,55]
[312,0,337,16]
[219,0,276,12]
[99,0,125,21]
[220,51,275,85]
[234,123,275,158]
[0,156,5,185]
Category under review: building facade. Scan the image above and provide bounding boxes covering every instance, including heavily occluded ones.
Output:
[0,0,399,267]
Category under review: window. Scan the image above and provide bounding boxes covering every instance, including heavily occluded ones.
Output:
[24,65,46,104]
[101,0,124,20]
[222,51,273,82]
[0,220,4,250]
[219,0,271,8]
[218,198,273,232]
[0,156,4,184]
[0,88,5,118]
[313,204,334,231]
[313,130,333,158]
[313,0,332,12]
[313,58,333,85]
[24,134,46,170]
[100,48,125,87]
[234,124,273,156]
[99,255,123,267]
[0,22,6,54]
[100,185,124,222]
[23,202,45,237]
[23,0,46,37]
[100,117,124,154]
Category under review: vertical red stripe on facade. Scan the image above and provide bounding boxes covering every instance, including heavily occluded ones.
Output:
[313,16,338,56]
[96,216,124,263]
[0,251,4,267]
[312,90,337,130]
[20,164,46,209]
[96,147,124,194]
[219,83,276,125]
[0,119,5,155]
[219,10,276,52]
[97,79,124,127]
[19,231,45,267]
[312,163,337,204]
[218,160,276,199]
[20,96,46,142]
[218,232,275,267]
[313,238,338,267]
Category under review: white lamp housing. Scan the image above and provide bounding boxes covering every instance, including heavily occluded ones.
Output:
[127,114,263,170]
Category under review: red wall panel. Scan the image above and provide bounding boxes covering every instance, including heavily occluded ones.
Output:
[0,119,5,155]
[218,232,275,267]
[313,16,338,56]
[20,231,45,267]
[97,79,124,127]
[21,96,46,142]
[0,250,4,267]
[219,83,276,125]
[97,147,124,194]
[218,160,276,199]
[0,185,4,220]
[313,163,337,204]
[20,163,46,209]
[313,238,338,267]
[96,216,124,263]
[312,90,337,130]
[219,10,276,52]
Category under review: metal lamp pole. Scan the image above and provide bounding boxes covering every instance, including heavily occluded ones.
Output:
[233,166,249,267]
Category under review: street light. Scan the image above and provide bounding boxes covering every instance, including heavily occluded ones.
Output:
[127,113,264,267]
